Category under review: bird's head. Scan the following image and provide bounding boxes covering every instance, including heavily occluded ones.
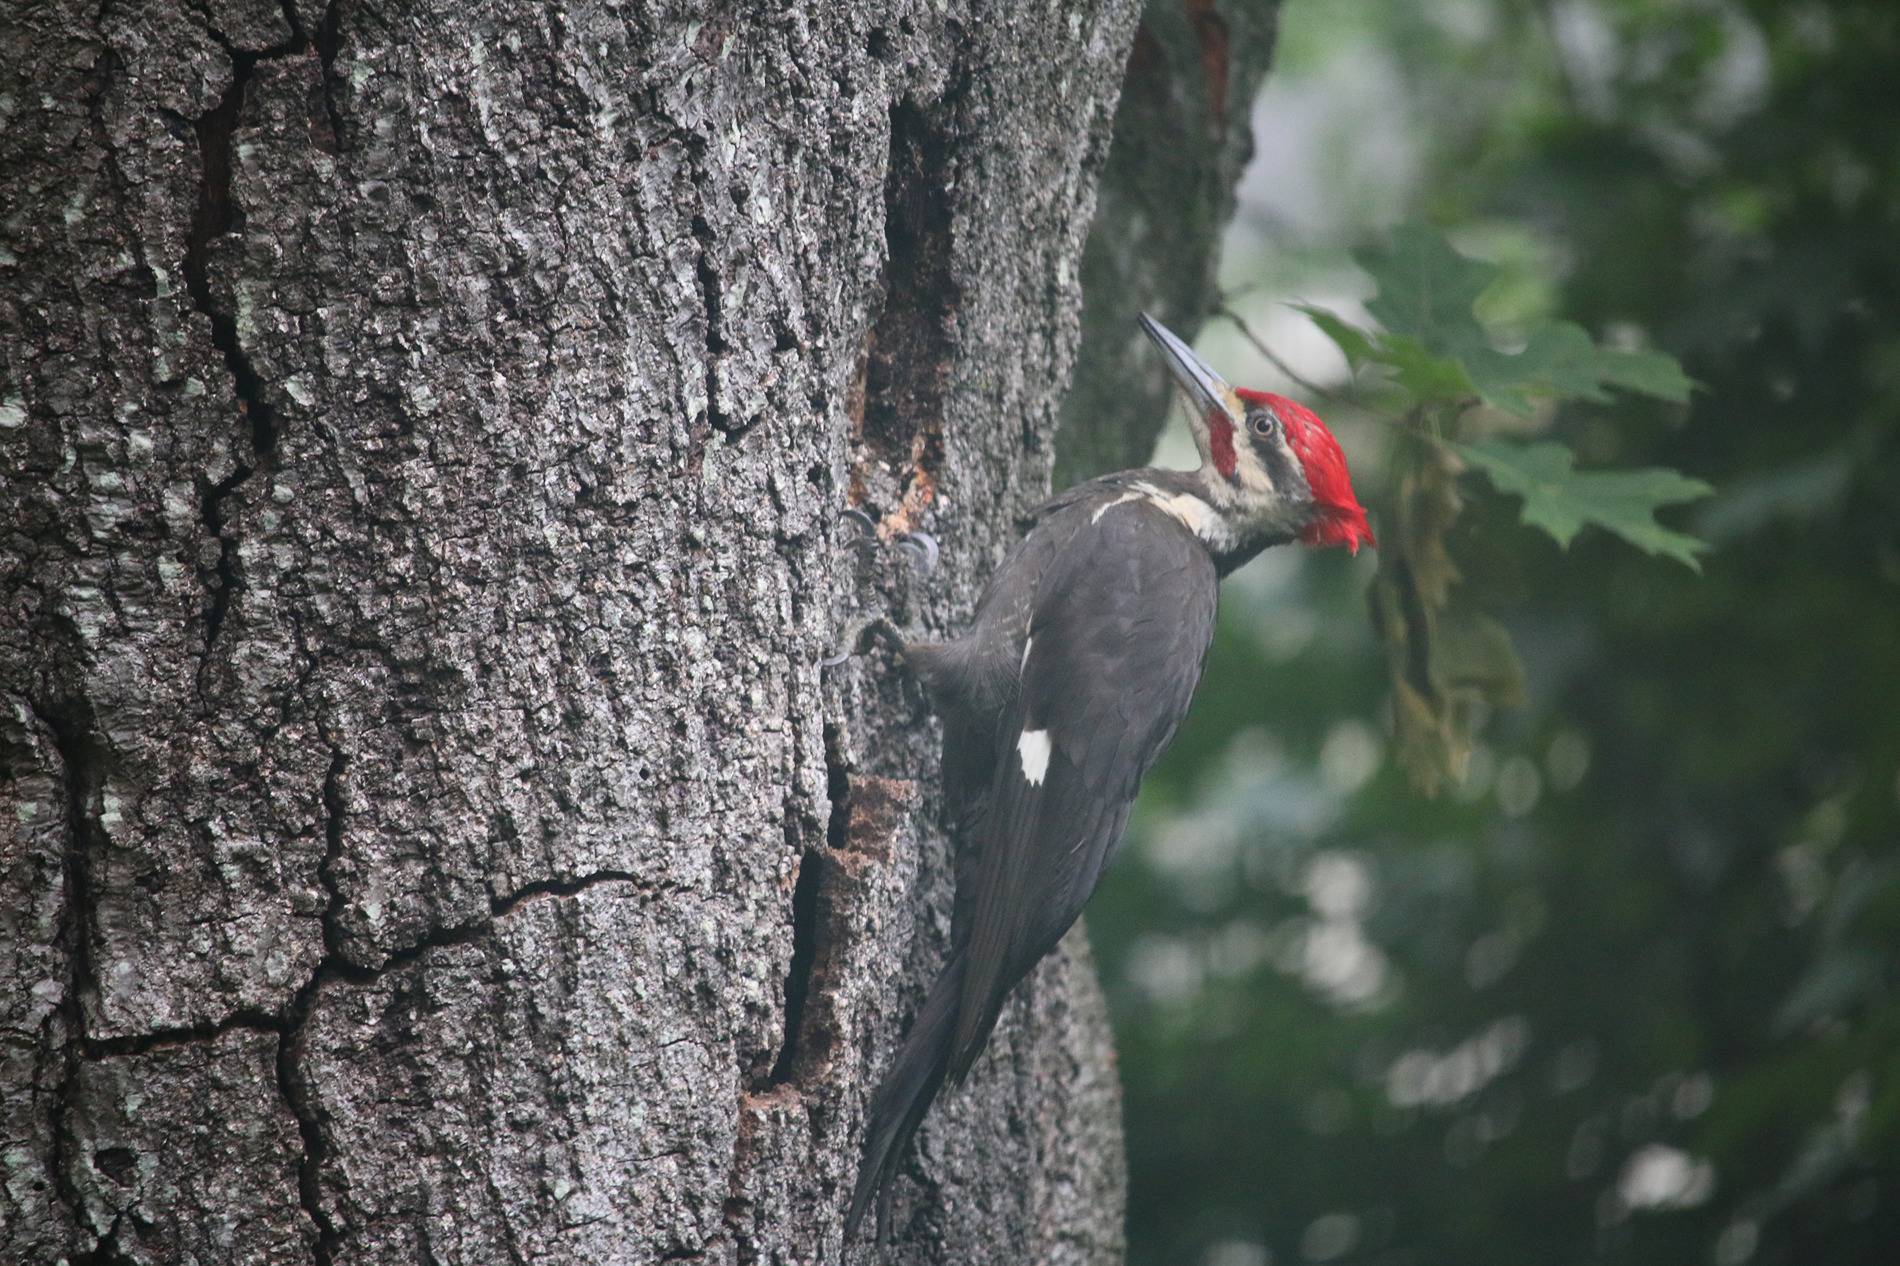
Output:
[1140,314,1375,555]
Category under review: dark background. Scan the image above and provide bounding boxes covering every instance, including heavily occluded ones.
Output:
[1084,3,1900,1264]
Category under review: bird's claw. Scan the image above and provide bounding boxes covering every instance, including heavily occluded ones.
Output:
[896,530,939,575]
[820,615,906,668]
[838,510,937,574]
[839,507,881,556]
[826,509,929,666]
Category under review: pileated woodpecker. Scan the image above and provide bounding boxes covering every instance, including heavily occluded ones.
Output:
[846,314,1374,1239]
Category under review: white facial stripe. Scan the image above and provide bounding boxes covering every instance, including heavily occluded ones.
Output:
[1017,728,1051,786]
[1091,492,1142,523]
[1232,437,1277,496]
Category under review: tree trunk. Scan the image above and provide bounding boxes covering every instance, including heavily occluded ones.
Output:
[0,0,1246,1261]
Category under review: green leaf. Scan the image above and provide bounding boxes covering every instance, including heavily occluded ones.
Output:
[1453,439,1715,570]
[1596,348,1696,402]
[1370,332,1476,401]
[1294,305,1474,399]
[1346,227,1697,413]
[1294,305,1378,369]
[1465,321,1613,416]
[1355,224,1495,358]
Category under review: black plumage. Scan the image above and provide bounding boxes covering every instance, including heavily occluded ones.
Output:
[848,476,1217,1238]
[845,315,1374,1240]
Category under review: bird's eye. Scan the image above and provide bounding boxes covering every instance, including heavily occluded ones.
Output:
[1249,409,1278,439]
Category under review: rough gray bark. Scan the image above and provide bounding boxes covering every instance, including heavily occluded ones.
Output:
[1056,0,1280,486]
[0,0,1278,1261]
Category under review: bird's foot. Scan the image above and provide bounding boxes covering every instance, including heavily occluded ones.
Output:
[825,509,934,667]
[820,614,907,668]
[839,507,938,575]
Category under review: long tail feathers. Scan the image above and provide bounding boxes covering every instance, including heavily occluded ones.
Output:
[844,952,968,1242]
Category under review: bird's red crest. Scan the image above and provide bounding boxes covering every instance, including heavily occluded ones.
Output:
[1236,389,1375,554]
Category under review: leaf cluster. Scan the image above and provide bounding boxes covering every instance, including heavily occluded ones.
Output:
[1301,225,1709,790]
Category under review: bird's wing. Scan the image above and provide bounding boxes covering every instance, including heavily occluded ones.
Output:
[948,500,1218,1078]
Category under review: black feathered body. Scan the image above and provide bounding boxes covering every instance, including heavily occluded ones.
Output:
[848,467,1261,1237]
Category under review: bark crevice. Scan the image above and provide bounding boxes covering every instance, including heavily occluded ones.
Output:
[279,972,341,1265]
[314,2,347,153]
[691,214,747,439]
[823,722,851,852]
[185,31,297,681]
[35,696,105,1035]
[275,737,346,1264]
[269,862,664,1263]
[490,869,654,916]
[71,1209,135,1266]
[765,848,824,1087]
[36,695,107,1260]
[82,1012,284,1060]
[316,740,347,958]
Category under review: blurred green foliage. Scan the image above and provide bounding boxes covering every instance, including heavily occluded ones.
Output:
[1089,2,1900,1264]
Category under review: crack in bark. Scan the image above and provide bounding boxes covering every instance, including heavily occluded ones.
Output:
[185,29,301,691]
[822,722,850,851]
[279,971,342,1264]
[70,1207,136,1266]
[33,695,107,1260]
[766,740,908,1093]
[762,727,857,1085]
[491,868,652,916]
[40,735,657,1263]
[314,1,348,153]
[316,741,348,956]
[312,865,658,1005]
[765,848,824,1086]
[81,1011,284,1060]
[269,862,660,1262]
[276,730,348,1264]
[266,0,344,156]
[690,214,750,440]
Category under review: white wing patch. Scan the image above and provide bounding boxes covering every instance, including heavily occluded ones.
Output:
[1016,728,1052,786]
[1091,492,1143,524]
[1020,636,1034,673]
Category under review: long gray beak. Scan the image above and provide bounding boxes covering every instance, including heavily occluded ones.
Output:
[1139,313,1242,433]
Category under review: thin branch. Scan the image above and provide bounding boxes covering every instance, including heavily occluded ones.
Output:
[1212,300,1341,402]
[1212,299,1408,428]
